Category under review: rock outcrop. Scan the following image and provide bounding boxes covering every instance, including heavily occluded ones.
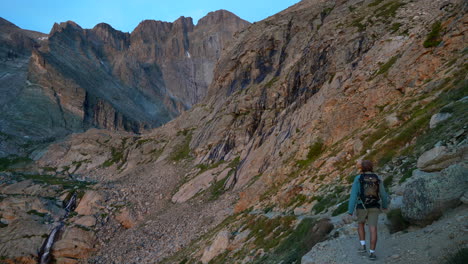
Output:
[416,145,467,172]
[0,12,249,157]
[4,0,468,263]
[401,164,468,225]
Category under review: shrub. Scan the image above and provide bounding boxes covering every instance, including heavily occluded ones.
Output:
[391,23,401,33]
[423,21,443,48]
[375,55,399,76]
[386,209,410,233]
[170,131,193,161]
[296,140,324,168]
[332,201,349,216]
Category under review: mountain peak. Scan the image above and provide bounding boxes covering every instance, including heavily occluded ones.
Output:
[0,17,19,28]
[50,20,82,35]
[197,9,249,27]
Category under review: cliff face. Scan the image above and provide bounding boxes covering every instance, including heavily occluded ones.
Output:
[1,0,467,263]
[0,11,249,157]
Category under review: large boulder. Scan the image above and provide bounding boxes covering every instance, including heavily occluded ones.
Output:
[75,191,102,216]
[401,164,468,225]
[429,112,452,128]
[200,230,230,264]
[416,145,467,172]
[52,227,95,260]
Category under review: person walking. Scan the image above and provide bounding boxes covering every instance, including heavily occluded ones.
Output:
[347,160,389,261]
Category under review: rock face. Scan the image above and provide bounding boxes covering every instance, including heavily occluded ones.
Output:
[201,230,230,263]
[0,12,249,156]
[417,145,467,172]
[17,0,468,263]
[401,164,468,225]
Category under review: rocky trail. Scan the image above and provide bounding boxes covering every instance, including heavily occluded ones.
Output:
[303,205,468,264]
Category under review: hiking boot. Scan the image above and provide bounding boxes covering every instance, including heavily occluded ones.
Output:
[358,245,367,255]
[369,253,377,261]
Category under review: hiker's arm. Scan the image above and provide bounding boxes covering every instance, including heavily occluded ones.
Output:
[380,179,389,209]
[347,176,359,215]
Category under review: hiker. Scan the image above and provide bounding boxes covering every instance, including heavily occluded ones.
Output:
[346,160,389,261]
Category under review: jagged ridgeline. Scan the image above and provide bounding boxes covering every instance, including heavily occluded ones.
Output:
[1,0,467,263]
[0,10,249,157]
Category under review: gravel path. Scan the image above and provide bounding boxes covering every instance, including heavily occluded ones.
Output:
[302,205,468,264]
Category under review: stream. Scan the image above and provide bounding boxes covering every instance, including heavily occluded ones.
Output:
[38,192,78,264]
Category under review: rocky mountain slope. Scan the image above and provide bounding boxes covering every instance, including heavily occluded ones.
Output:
[0,11,249,157]
[0,0,467,263]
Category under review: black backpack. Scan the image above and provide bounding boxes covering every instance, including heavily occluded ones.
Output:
[359,173,380,208]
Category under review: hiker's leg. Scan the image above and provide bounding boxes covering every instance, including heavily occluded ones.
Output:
[369,225,377,250]
[367,208,380,250]
[356,209,366,241]
[358,223,365,240]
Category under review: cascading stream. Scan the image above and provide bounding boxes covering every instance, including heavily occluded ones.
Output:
[38,192,78,264]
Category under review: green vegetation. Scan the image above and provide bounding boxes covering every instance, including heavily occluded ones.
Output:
[102,138,129,168]
[444,248,468,264]
[20,173,94,190]
[399,168,414,183]
[362,125,388,151]
[296,140,324,169]
[196,160,225,175]
[386,209,410,233]
[423,21,443,48]
[332,201,349,216]
[368,0,384,7]
[346,173,357,184]
[375,55,399,76]
[265,77,279,88]
[312,194,342,214]
[383,175,393,187]
[0,156,32,171]
[287,194,307,207]
[350,16,366,32]
[27,210,47,217]
[375,1,405,19]
[170,131,193,161]
[208,175,229,201]
[391,22,402,33]
[254,218,330,263]
[245,215,296,251]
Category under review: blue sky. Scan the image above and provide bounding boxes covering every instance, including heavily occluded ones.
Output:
[2,0,301,33]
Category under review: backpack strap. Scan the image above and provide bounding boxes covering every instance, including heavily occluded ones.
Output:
[358,174,367,211]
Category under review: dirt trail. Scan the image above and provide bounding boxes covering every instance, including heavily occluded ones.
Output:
[302,205,468,264]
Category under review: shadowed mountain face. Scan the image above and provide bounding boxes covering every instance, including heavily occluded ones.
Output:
[0,11,249,157]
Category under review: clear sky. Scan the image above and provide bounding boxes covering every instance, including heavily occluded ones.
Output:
[1,0,301,34]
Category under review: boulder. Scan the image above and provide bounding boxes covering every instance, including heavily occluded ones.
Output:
[75,191,102,216]
[401,164,468,225]
[73,215,96,227]
[417,145,467,172]
[388,195,403,210]
[52,227,95,260]
[429,112,452,128]
[200,230,230,264]
[171,166,227,203]
[115,207,138,229]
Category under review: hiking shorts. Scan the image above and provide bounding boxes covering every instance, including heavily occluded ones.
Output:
[356,208,380,226]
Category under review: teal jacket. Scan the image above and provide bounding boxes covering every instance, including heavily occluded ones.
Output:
[347,173,389,215]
